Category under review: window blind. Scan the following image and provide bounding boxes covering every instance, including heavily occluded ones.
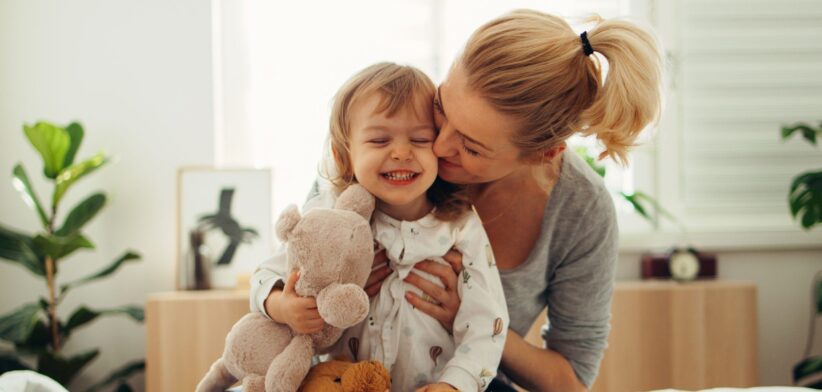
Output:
[662,0,822,233]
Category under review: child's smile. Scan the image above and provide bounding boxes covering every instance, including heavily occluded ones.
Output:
[380,170,420,185]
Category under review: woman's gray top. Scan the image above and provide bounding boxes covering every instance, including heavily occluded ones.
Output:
[496,150,617,388]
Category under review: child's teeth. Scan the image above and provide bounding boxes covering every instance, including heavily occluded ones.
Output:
[386,172,414,180]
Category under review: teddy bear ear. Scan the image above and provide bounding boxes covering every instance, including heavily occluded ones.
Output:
[275,204,301,242]
[335,184,375,220]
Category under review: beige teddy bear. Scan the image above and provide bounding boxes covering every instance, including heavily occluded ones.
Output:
[196,184,376,392]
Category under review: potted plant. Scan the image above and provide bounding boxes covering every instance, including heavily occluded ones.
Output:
[782,121,822,388]
[0,121,144,391]
[574,146,677,227]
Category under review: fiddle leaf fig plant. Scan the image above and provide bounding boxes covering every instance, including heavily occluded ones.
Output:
[0,121,144,390]
[782,121,822,389]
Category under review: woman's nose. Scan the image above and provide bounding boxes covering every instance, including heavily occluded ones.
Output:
[433,124,457,158]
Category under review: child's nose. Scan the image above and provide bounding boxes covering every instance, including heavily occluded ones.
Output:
[390,144,412,161]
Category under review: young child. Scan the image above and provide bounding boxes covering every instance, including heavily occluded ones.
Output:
[251,62,508,392]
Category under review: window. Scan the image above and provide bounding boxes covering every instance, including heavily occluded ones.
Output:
[629,0,822,250]
[215,0,660,240]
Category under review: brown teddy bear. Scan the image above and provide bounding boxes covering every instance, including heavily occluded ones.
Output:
[196,184,376,392]
[298,359,390,392]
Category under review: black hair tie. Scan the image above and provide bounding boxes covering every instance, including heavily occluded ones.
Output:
[580,31,594,56]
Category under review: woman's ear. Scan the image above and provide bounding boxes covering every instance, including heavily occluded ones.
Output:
[543,142,566,161]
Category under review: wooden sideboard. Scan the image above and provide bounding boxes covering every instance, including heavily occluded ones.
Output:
[147,281,758,392]
[146,290,249,392]
[594,280,757,391]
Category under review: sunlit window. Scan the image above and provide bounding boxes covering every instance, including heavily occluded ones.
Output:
[216,0,648,231]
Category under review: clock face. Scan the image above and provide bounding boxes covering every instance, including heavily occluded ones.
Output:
[670,251,700,281]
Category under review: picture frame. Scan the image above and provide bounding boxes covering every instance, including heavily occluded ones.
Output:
[176,167,273,290]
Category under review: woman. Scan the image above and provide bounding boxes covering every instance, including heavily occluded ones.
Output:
[253,9,662,392]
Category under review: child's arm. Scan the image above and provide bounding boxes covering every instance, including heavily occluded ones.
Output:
[249,246,288,317]
[250,243,324,334]
[250,181,335,329]
[438,213,509,392]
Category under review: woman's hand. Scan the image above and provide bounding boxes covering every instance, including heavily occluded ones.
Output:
[263,271,325,334]
[403,248,463,333]
[414,382,458,392]
[365,249,393,297]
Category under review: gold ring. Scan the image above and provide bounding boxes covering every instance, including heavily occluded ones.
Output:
[422,293,439,305]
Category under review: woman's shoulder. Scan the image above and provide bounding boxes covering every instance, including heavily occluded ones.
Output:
[552,150,614,214]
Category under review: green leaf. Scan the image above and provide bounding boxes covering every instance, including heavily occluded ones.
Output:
[817,278,822,314]
[52,152,108,208]
[0,303,42,344]
[63,122,85,168]
[12,164,50,227]
[63,305,144,337]
[633,191,678,223]
[115,384,134,392]
[0,223,44,276]
[56,193,107,236]
[795,356,822,385]
[14,320,52,355]
[574,146,606,177]
[84,360,145,392]
[33,233,94,261]
[621,192,651,221]
[0,352,31,372]
[61,251,140,295]
[24,122,71,179]
[788,170,822,230]
[782,123,820,145]
[38,348,99,386]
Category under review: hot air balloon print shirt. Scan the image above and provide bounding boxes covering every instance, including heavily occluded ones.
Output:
[330,207,509,392]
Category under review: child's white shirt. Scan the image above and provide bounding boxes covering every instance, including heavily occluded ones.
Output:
[329,208,508,392]
[250,187,508,391]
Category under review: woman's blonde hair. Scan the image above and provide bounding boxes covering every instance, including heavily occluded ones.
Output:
[323,62,470,221]
[460,9,662,165]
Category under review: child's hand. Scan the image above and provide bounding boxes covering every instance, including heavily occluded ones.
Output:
[267,271,325,334]
[414,382,458,392]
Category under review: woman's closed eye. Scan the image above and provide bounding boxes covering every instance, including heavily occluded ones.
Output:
[459,136,480,157]
[462,143,480,156]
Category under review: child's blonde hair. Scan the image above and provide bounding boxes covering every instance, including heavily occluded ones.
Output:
[323,62,470,221]
[460,9,662,165]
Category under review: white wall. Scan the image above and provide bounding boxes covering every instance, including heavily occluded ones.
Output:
[0,0,214,390]
[617,250,822,386]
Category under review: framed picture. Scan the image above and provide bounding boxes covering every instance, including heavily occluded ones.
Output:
[176,167,273,290]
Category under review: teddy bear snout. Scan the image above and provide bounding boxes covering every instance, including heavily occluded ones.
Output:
[316,282,370,328]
